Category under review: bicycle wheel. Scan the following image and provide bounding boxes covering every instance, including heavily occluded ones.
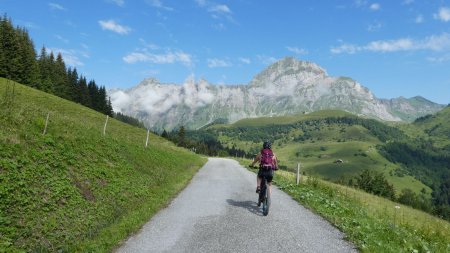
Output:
[258,182,266,207]
[262,183,270,216]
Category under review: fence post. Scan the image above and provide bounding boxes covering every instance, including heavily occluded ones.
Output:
[145,129,150,148]
[43,112,50,135]
[103,115,109,136]
[296,163,301,185]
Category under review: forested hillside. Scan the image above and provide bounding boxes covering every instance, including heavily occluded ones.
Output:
[0,15,113,116]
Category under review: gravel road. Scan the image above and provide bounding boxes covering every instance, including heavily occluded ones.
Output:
[115,158,358,253]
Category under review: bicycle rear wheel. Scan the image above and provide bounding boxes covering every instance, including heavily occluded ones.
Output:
[262,182,270,216]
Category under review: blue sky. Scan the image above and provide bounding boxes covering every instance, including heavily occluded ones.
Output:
[1,0,450,104]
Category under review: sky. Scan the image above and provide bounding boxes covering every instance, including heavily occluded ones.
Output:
[1,0,450,104]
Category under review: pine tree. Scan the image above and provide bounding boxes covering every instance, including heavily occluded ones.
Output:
[67,67,79,101]
[77,75,90,106]
[0,16,21,80]
[38,47,53,93]
[178,126,186,147]
[54,53,69,99]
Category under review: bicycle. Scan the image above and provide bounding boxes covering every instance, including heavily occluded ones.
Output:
[257,168,271,216]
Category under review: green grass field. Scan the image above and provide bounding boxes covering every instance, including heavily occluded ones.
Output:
[0,78,207,252]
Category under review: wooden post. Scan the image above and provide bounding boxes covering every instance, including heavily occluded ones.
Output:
[296,163,301,185]
[103,115,109,136]
[43,112,50,135]
[145,129,150,148]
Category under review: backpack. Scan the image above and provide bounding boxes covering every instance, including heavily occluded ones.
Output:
[260,148,275,170]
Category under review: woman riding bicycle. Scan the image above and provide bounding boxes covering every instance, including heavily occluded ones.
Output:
[250,140,278,196]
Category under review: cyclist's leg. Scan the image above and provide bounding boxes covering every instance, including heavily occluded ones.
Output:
[256,169,262,192]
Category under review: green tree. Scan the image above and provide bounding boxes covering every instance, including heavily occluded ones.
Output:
[53,53,69,99]
[0,16,21,81]
[355,169,396,200]
[38,47,54,93]
[178,126,186,147]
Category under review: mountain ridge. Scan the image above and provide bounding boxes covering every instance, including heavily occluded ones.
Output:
[109,57,445,130]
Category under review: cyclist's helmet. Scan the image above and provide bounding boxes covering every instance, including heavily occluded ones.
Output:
[263,140,272,149]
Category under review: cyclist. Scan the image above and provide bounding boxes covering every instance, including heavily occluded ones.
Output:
[250,140,278,196]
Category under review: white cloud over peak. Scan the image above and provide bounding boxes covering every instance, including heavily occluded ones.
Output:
[331,33,450,54]
[123,51,192,66]
[98,20,131,35]
[207,58,231,68]
[434,7,450,22]
[257,55,278,65]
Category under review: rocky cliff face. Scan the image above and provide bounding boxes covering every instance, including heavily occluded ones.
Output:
[109,57,444,130]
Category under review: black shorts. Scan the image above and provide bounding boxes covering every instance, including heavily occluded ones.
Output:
[258,167,274,183]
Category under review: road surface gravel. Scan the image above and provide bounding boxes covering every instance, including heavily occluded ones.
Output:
[116,158,358,253]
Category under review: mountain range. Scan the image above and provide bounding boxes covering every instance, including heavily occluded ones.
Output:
[109,57,445,130]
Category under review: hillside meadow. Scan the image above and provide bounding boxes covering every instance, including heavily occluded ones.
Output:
[208,111,430,196]
[0,78,206,252]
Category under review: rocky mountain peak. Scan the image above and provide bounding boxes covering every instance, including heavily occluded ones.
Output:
[109,57,444,130]
[250,57,327,88]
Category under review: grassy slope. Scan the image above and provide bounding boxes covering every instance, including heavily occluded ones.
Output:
[402,105,450,148]
[214,110,430,195]
[0,78,207,252]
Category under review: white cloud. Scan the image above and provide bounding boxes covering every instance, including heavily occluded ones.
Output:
[370,3,380,11]
[107,0,125,7]
[365,39,414,52]
[434,7,450,22]
[54,35,69,43]
[148,0,174,11]
[415,14,424,24]
[48,3,66,10]
[331,33,450,54]
[49,48,84,66]
[195,0,207,7]
[239,57,251,64]
[195,0,235,27]
[98,20,131,35]
[257,55,278,65]
[286,46,308,55]
[123,51,192,66]
[367,21,382,31]
[209,4,231,14]
[354,0,368,8]
[427,54,450,63]
[207,58,231,68]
